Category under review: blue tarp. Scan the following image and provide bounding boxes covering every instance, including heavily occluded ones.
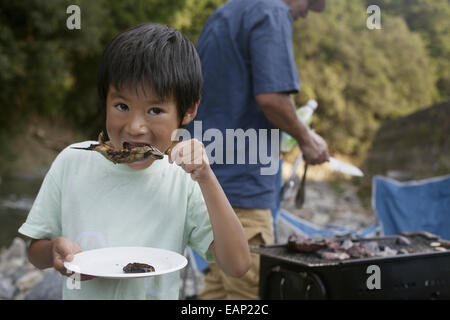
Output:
[185,247,209,272]
[275,209,380,239]
[373,175,450,240]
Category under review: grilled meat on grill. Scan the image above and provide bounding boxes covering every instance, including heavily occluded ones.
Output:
[396,236,411,245]
[287,234,335,252]
[287,234,374,260]
[345,243,374,258]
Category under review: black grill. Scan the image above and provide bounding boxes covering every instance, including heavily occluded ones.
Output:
[253,234,450,299]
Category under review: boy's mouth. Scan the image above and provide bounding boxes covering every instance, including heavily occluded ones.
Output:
[121,140,165,160]
[122,141,152,150]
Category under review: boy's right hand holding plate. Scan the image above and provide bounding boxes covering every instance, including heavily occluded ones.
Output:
[51,237,95,281]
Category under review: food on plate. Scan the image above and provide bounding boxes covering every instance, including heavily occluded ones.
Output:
[123,262,155,273]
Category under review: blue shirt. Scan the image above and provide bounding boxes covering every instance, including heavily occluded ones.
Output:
[187,0,300,209]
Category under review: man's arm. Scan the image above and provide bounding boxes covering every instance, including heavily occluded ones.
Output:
[256,92,329,164]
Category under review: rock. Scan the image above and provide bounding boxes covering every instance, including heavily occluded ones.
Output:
[16,270,44,292]
[0,277,16,299]
[1,258,24,278]
[14,291,29,300]
[0,237,27,263]
[11,265,29,284]
[26,270,62,300]
[311,212,330,226]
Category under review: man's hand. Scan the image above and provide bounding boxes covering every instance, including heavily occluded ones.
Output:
[255,93,329,164]
[51,237,95,281]
[299,129,329,165]
[168,139,212,183]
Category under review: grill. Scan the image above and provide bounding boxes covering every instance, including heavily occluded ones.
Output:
[252,233,450,299]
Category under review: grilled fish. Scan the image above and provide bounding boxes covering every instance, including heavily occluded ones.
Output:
[71,131,178,164]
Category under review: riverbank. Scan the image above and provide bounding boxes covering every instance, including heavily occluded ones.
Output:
[0,237,62,300]
[0,114,85,177]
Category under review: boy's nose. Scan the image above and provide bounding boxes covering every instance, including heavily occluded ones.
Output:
[126,116,149,136]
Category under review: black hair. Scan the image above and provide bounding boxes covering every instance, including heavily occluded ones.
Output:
[97,23,202,126]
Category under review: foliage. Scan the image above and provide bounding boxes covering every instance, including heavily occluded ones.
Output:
[291,0,436,157]
[0,0,185,139]
[0,0,448,169]
[170,0,225,42]
[366,0,450,102]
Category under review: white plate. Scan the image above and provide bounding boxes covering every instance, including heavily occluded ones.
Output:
[64,247,187,279]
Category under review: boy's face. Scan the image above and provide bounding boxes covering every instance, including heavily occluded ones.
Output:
[105,84,196,170]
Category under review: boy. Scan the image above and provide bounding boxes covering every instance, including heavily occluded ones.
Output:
[18,23,251,300]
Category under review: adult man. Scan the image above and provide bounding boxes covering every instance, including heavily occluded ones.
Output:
[187,0,329,299]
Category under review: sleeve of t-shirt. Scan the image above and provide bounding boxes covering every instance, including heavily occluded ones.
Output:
[185,182,215,263]
[18,158,63,240]
[249,7,300,95]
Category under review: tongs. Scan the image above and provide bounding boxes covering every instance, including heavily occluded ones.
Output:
[295,163,308,209]
[279,152,303,201]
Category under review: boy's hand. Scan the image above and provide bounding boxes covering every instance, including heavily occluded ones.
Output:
[168,139,212,183]
[52,237,95,281]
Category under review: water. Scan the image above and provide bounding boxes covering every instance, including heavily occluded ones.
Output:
[0,170,47,249]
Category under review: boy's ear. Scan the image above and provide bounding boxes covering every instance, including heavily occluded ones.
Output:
[181,100,200,126]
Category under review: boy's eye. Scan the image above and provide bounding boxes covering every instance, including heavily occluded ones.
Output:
[115,103,129,112]
[149,107,162,115]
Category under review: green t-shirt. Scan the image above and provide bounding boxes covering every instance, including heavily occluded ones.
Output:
[19,141,214,299]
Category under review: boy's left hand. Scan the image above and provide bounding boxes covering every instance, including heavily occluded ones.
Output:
[168,139,211,182]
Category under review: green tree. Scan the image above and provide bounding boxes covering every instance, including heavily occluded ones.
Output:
[0,0,107,167]
[170,0,225,43]
[291,0,435,157]
[366,0,450,101]
[0,0,187,169]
